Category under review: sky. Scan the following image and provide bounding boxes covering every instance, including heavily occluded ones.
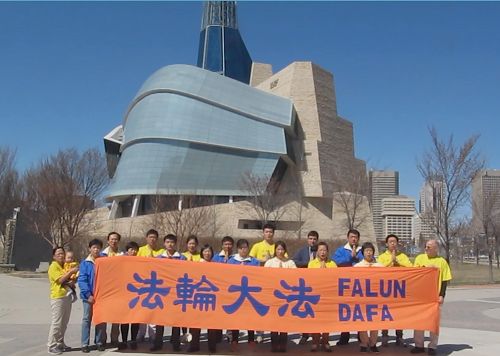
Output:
[1,1,499,206]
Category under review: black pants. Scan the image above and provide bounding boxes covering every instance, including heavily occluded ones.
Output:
[270,332,288,351]
[382,329,403,339]
[120,323,139,343]
[154,326,180,350]
[190,328,218,352]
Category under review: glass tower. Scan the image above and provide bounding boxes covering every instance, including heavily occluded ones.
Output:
[197,1,252,84]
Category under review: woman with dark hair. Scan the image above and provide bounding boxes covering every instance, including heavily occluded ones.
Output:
[47,246,79,355]
[182,235,201,261]
[189,244,218,353]
[264,241,296,352]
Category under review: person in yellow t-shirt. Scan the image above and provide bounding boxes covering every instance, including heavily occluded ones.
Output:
[182,235,201,261]
[249,223,277,265]
[137,229,165,257]
[308,242,336,352]
[47,246,79,355]
[62,251,79,303]
[377,234,412,346]
[411,239,452,356]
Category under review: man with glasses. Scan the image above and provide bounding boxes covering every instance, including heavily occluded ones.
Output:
[410,240,452,356]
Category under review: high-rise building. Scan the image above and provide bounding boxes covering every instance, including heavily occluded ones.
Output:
[417,180,443,244]
[381,196,415,243]
[472,170,500,232]
[369,171,399,242]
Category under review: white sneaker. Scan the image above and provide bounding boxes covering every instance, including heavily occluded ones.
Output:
[256,335,263,344]
[181,333,192,344]
[48,346,62,355]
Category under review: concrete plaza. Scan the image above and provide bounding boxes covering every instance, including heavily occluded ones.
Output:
[1,273,499,356]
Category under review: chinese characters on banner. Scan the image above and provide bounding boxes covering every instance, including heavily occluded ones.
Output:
[93,257,440,333]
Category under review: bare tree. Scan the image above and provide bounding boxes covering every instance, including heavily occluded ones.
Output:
[22,148,108,247]
[417,127,484,262]
[0,147,21,251]
[332,168,370,230]
[144,194,219,242]
[239,172,292,227]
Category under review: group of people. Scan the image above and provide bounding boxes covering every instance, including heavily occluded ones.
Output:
[47,225,451,356]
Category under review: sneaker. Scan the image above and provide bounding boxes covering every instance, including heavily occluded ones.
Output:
[97,344,106,352]
[181,332,192,344]
[371,345,380,353]
[48,347,63,355]
[298,335,309,345]
[360,346,368,352]
[81,345,90,353]
[61,343,72,352]
[256,334,263,344]
[428,349,437,356]
[411,347,426,354]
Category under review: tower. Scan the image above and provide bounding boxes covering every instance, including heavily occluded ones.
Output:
[197,1,253,83]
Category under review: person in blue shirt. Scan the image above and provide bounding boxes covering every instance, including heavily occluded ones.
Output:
[227,239,260,351]
[332,229,364,346]
[78,239,106,353]
[212,236,235,263]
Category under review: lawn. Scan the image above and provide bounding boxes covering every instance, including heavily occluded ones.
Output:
[449,261,500,285]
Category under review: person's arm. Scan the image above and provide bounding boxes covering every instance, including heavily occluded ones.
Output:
[332,248,351,266]
[77,263,92,301]
[398,254,413,267]
[293,248,308,268]
[438,281,448,304]
[55,267,78,285]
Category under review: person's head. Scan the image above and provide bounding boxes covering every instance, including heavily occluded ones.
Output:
[52,246,65,264]
[164,234,177,253]
[107,232,121,250]
[221,236,234,253]
[236,239,250,258]
[307,231,319,248]
[186,235,199,253]
[274,240,288,259]
[362,242,376,262]
[347,229,360,246]
[88,239,103,258]
[385,234,399,252]
[125,241,139,256]
[145,229,159,249]
[317,241,329,261]
[200,244,214,262]
[425,239,439,258]
[64,251,75,264]
[262,223,275,243]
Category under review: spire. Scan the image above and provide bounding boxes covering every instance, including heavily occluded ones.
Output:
[197,1,252,84]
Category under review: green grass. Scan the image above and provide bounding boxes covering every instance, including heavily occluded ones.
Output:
[449,262,500,285]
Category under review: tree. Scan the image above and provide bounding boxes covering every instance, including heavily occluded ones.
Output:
[144,193,219,242]
[332,168,370,230]
[0,147,21,254]
[417,127,484,262]
[23,148,108,247]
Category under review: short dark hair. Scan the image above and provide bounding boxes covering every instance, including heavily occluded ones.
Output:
[274,240,288,257]
[347,229,360,238]
[361,242,375,254]
[126,241,139,251]
[262,223,275,232]
[317,241,329,251]
[200,244,214,259]
[107,231,121,241]
[385,234,399,243]
[307,230,319,239]
[221,236,234,245]
[146,229,159,238]
[164,234,177,243]
[236,239,249,249]
[186,235,199,245]
[89,239,103,248]
[52,246,64,256]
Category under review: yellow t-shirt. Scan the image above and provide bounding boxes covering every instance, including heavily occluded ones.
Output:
[137,245,165,257]
[48,261,67,299]
[63,261,79,281]
[249,240,275,262]
[414,254,452,293]
[182,252,201,262]
[308,258,337,268]
[377,250,412,267]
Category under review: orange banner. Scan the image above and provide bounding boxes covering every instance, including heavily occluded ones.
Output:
[93,257,440,333]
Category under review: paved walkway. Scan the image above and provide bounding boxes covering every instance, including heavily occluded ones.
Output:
[1,273,499,356]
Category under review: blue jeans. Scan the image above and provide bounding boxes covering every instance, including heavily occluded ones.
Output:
[81,300,106,347]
